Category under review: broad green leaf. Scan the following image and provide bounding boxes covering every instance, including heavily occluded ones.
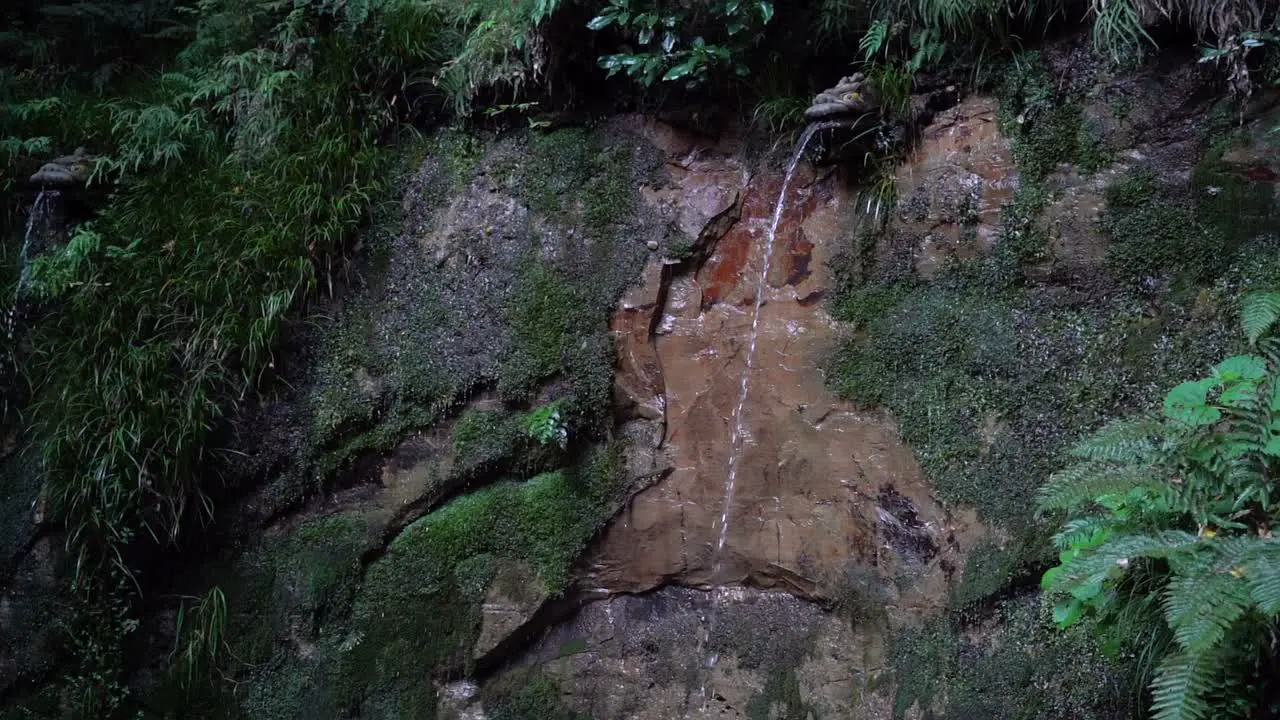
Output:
[1164,379,1221,426]
[1217,379,1259,407]
[1214,355,1267,382]
[586,14,614,30]
[1041,565,1064,590]
[1070,579,1104,601]
[758,0,774,23]
[1053,599,1084,628]
[662,58,698,81]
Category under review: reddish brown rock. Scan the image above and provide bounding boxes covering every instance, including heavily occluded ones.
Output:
[893,96,1019,277]
[593,123,985,624]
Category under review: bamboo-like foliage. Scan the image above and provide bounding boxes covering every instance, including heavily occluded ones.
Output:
[0,0,548,713]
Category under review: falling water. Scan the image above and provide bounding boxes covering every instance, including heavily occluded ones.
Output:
[5,190,52,340]
[693,122,836,713]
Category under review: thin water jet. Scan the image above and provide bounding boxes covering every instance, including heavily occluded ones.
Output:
[5,190,53,342]
[690,122,834,714]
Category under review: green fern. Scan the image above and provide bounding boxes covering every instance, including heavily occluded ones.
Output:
[1067,418,1160,463]
[1040,297,1280,720]
[1241,292,1280,345]
[1150,649,1219,720]
[1038,460,1160,511]
[1162,568,1251,653]
[1052,532,1200,590]
[1244,553,1280,614]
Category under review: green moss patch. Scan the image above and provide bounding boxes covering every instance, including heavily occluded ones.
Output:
[483,668,583,720]
[831,273,1235,531]
[296,125,657,486]
[889,598,1141,720]
[343,447,624,701]
[222,512,375,668]
[998,53,1112,184]
[1101,168,1227,285]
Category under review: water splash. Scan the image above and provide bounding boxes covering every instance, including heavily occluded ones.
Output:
[692,122,833,714]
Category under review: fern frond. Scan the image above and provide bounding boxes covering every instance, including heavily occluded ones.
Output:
[1149,648,1218,720]
[1056,531,1200,587]
[1241,292,1280,345]
[1162,569,1250,653]
[1218,537,1280,614]
[859,20,889,60]
[1038,460,1160,511]
[1052,516,1111,550]
[1068,418,1159,463]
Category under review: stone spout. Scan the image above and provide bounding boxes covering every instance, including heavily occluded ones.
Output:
[804,72,879,122]
[29,147,95,186]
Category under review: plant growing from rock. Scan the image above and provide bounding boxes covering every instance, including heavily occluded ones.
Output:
[1039,292,1280,720]
[527,399,569,450]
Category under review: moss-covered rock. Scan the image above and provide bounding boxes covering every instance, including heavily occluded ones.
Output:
[340,447,624,708]
[294,123,661,489]
[139,511,380,718]
[890,596,1141,719]
[482,668,582,720]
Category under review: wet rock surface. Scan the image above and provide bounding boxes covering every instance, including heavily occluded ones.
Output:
[588,121,982,611]
[891,96,1019,277]
[486,586,892,720]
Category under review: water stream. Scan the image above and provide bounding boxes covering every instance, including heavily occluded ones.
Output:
[693,122,833,713]
[5,190,52,342]
[16,190,51,300]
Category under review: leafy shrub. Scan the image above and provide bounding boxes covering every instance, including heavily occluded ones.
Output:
[587,0,775,87]
[1040,292,1280,720]
[0,0,572,712]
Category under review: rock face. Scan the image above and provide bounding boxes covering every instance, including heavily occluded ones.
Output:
[591,119,982,609]
[460,118,989,719]
[893,96,1020,277]
[501,586,892,719]
[10,39,1263,717]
